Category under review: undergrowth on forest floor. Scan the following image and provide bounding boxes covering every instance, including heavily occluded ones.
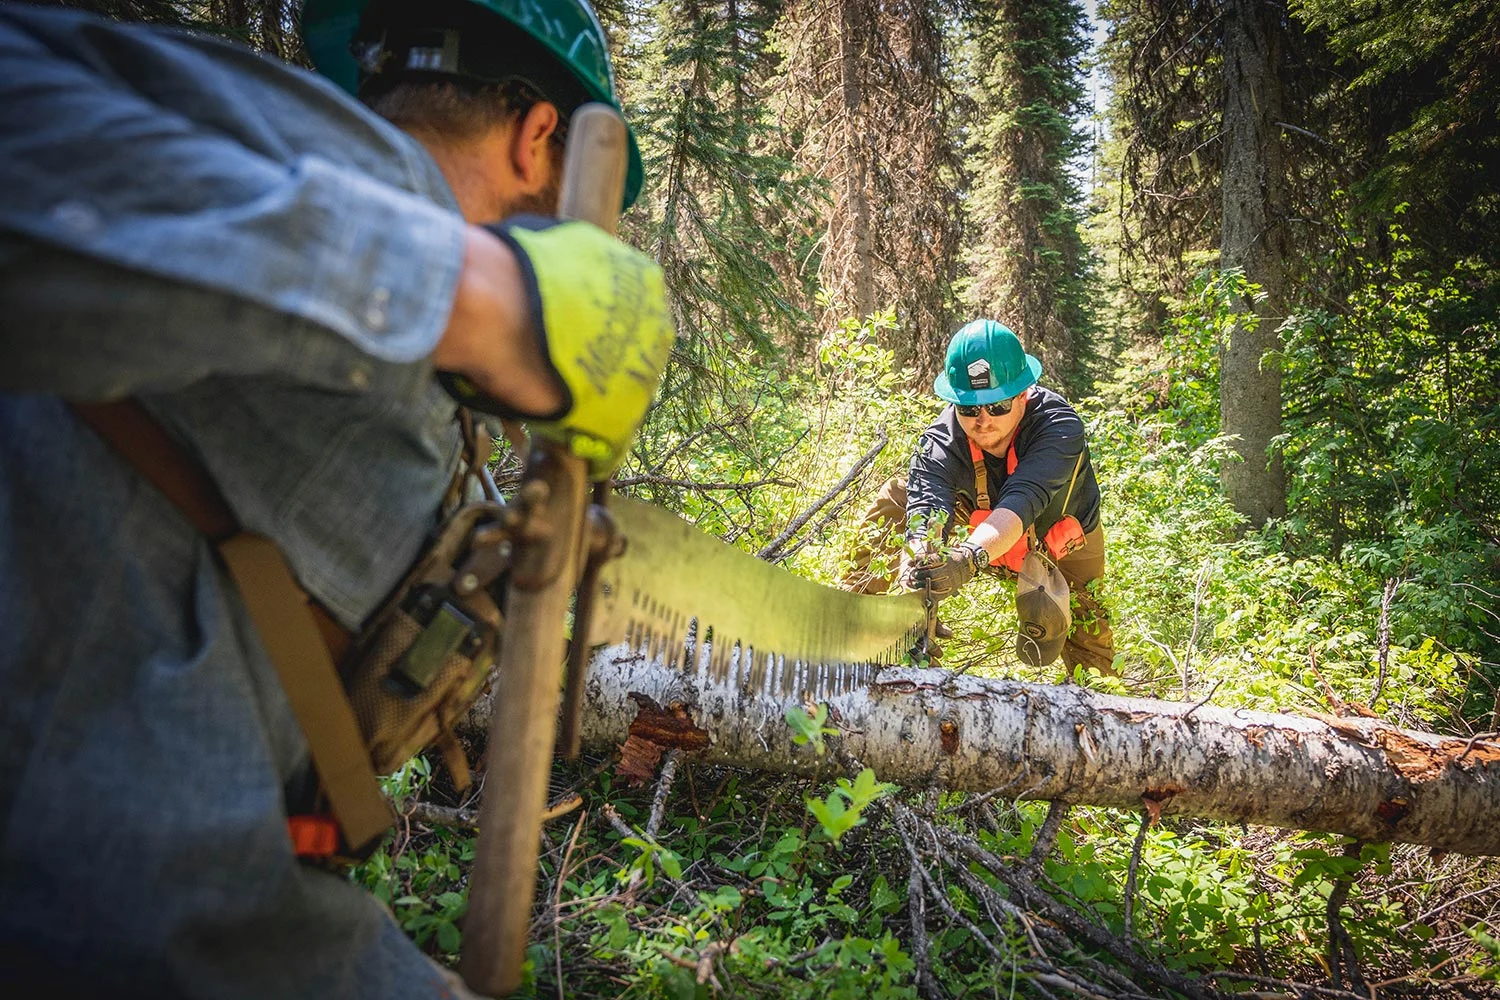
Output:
[358,755,1500,996]
[360,295,1498,995]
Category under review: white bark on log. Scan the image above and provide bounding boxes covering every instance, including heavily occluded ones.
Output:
[580,645,1500,855]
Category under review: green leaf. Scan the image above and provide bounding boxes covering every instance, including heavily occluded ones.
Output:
[607,914,631,950]
[869,875,902,913]
[664,966,698,1000]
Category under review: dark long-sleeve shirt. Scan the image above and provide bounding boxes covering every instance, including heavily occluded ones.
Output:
[906,387,1102,541]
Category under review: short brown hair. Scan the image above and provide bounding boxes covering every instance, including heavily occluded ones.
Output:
[363,76,567,146]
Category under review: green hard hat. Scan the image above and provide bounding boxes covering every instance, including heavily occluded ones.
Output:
[302,0,643,209]
[933,319,1042,405]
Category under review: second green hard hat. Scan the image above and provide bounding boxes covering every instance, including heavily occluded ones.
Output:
[301,0,644,209]
[934,319,1042,405]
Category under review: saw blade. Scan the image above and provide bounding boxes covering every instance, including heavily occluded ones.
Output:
[585,497,927,701]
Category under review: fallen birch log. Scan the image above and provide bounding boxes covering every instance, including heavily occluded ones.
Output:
[579,644,1500,855]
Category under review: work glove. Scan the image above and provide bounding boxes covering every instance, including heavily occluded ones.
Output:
[908,541,989,598]
[446,216,674,480]
[898,538,939,592]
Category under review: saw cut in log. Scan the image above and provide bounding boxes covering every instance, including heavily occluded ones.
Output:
[580,645,1500,856]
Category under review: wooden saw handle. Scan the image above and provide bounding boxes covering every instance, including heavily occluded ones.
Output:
[461,103,629,997]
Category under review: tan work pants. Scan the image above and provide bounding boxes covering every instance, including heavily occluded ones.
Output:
[841,476,1116,674]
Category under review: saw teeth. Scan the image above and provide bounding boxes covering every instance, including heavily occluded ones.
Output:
[618,612,901,702]
[597,497,927,697]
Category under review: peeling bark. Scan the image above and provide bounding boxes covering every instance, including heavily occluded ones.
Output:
[615,693,711,785]
[580,646,1500,855]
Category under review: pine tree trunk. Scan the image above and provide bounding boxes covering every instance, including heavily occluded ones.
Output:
[963,0,1089,386]
[837,0,876,319]
[580,647,1500,856]
[1220,0,1288,527]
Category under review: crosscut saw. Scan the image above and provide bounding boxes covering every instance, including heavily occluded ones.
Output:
[461,104,926,997]
[587,497,927,698]
[464,491,928,996]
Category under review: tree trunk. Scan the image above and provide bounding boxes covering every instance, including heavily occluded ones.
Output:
[581,646,1500,856]
[773,0,961,367]
[963,0,1090,386]
[1219,0,1288,528]
[837,0,875,319]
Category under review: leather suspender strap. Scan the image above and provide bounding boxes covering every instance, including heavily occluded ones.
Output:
[72,401,238,541]
[967,439,990,511]
[967,438,1020,511]
[1059,449,1084,515]
[218,534,393,851]
[70,400,392,853]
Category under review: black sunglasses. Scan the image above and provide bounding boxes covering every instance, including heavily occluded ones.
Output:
[955,398,1015,418]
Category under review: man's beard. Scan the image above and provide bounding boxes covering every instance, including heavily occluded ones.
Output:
[499,154,563,218]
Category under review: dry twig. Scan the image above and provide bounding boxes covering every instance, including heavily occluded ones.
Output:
[920,812,1219,1000]
[1124,807,1152,940]
[1182,679,1225,720]
[757,430,888,562]
[1324,841,1366,993]
[905,861,940,998]
[612,473,797,493]
[1027,800,1072,874]
[646,749,682,839]
[1372,577,1402,706]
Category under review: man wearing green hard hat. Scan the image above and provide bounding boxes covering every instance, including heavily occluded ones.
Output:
[0,0,667,995]
[844,320,1115,674]
[303,0,647,211]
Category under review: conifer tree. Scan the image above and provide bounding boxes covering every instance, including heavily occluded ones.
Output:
[1294,0,1500,263]
[1219,0,1290,526]
[1095,0,1224,309]
[769,0,964,378]
[960,0,1095,389]
[623,0,814,355]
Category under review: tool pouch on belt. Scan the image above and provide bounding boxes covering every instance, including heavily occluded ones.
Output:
[340,502,513,791]
[70,399,519,859]
[1042,515,1086,561]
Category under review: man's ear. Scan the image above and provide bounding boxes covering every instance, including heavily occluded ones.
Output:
[510,100,560,192]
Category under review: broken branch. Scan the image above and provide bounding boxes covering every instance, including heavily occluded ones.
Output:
[757,430,888,562]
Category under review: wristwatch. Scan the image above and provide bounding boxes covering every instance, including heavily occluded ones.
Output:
[960,541,991,572]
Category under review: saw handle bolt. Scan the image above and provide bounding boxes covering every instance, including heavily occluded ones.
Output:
[454,519,518,597]
[586,503,625,561]
[508,449,576,590]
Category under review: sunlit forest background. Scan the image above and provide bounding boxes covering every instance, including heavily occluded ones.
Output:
[53,0,1500,994]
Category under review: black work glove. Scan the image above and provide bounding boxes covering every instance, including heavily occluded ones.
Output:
[910,542,990,598]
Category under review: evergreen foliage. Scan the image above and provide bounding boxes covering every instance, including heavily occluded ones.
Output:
[959,0,1097,391]
[606,0,822,509]
[623,0,814,356]
[43,0,306,58]
[1293,0,1500,260]
[768,0,966,375]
